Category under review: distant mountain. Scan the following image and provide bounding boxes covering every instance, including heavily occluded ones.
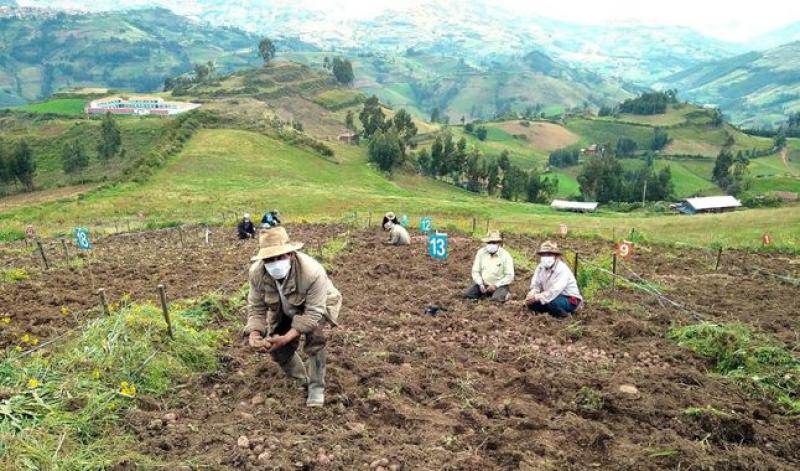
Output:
[286,48,641,122]
[0,7,266,106]
[18,0,744,85]
[662,41,800,127]
[749,22,800,50]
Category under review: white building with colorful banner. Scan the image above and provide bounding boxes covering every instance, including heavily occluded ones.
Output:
[85,96,200,116]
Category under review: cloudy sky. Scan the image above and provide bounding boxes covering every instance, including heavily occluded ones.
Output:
[329,0,800,41]
[18,0,800,42]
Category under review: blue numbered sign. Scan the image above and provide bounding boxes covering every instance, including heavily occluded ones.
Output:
[420,216,432,233]
[427,233,448,260]
[74,227,92,250]
[400,214,409,227]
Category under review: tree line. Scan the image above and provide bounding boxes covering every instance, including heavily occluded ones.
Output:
[577,153,674,203]
[615,90,678,115]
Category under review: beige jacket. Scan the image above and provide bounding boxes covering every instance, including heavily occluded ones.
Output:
[246,252,342,335]
[471,246,515,287]
[388,224,411,245]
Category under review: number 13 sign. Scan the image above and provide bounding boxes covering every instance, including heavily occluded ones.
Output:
[427,233,448,260]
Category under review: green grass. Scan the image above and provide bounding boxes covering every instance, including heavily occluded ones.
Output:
[565,117,654,149]
[655,160,719,197]
[0,294,238,468]
[12,98,86,116]
[1,128,799,251]
[669,322,800,413]
[312,89,365,111]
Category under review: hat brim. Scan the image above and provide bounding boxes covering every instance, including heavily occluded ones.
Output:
[536,249,562,255]
[482,237,503,243]
[251,242,303,261]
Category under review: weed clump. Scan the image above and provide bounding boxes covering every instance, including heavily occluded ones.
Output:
[669,322,800,413]
[0,293,238,468]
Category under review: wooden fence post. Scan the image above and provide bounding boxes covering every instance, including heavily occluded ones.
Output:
[485,218,490,234]
[367,211,372,228]
[178,226,184,248]
[573,252,579,275]
[98,288,109,316]
[35,239,49,270]
[157,284,174,339]
[715,247,723,271]
[611,253,618,289]
[60,238,70,265]
[471,217,476,234]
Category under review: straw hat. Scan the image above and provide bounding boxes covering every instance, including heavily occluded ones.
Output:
[536,240,562,255]
[384,211,396,220]
[481,230,503,243]
[243,213,251,219]
[251,227,303,261]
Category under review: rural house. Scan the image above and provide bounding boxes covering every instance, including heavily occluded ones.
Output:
[338,133,359,144]
[674,195,742,214]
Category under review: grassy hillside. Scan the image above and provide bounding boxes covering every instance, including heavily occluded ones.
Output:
[0,7,262,106]
[1,126,798,251]
[0,113,167,195]
[662,42,800,127]
[430,103,796,199]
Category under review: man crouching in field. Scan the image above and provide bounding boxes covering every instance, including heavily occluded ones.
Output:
[245,227,342,407]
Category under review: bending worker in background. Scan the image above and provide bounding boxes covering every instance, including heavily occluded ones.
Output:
[525,240,582,318]
[383,217,410,245]
[464,231,514,303]
[245,227,342,407]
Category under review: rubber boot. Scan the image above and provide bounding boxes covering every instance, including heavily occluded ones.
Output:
[306,348,326,407]
[280,352,308,389]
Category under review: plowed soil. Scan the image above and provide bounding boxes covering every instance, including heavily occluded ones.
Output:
[116,229,800,470]
[0,225,344,349]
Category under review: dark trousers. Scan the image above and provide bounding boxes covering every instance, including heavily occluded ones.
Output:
[527,294,579,318]
[464,284,510,303]
[270,314,327,365]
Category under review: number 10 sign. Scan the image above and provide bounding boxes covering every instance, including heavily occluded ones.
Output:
[427,232,448,260]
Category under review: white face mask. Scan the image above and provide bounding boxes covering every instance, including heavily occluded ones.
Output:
[540,255,556,268]
[265,258,291,280]
[486,243,499,254]
[384,221,394,230]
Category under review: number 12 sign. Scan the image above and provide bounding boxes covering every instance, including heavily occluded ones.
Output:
[74,227,92,250]
[420,216,432,233]
[428,233,448,260]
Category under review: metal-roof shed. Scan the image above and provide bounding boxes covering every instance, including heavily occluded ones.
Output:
[550,200,599,212]
[683,196,741,213]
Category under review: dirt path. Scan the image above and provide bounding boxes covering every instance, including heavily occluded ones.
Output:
[120,230,800,470]
[0,183,98,212]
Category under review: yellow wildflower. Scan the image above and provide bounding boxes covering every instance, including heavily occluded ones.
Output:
[30,337,39,346]
[20,333,30,344]
[27,378,40,389]
[93,369,101,380]
[119,381,136,397]
[60,306,70,316]
[121,292,132,304]
[1,316,10,324]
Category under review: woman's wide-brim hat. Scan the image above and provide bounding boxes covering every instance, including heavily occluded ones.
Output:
[536,240,562,255]
[384,211,396,220]
[481,230,503,243]
[251,227,303,261]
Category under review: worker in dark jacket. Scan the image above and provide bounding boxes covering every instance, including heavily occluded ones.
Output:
[237,213,256,239]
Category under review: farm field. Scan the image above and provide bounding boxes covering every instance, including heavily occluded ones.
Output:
[12,98,87,116]
[1,226,798,468]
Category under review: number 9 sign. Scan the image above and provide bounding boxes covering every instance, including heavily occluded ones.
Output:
[615,240,633,259]
[74,227,92,250]
[427,233,448,260]
[420,216,432,234]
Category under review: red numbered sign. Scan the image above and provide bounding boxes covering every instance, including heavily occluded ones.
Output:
[25,224,35,238]
[559,224,568,236]
[762,233,772,246]
[616,240,634,258]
